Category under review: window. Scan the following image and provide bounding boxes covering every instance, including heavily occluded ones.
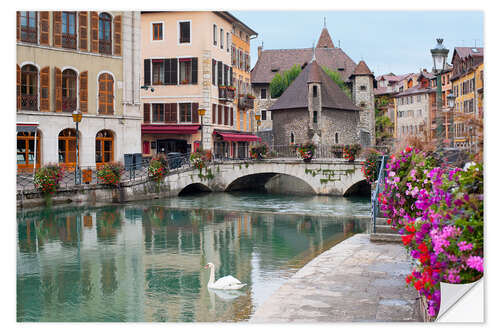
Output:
[213,24,217,46]
[98,73,114,114]
[95,130,113,165]
[360,85,367,91]
[231,46,236,65]
[179,103,192,123]
[226,32,230,52]
[313,111,318,123]
[99,13,112,55]
[152,104,165,122]
[20,65,38,111]
[20,11,37,43]
[220,28,224,49]
[62,69,77,112]
[290,132,295,144]
[313,85,318,97]
[360,102,366,107]
[335,133,339,144]
[260,88,267,99]
[152,60,164,85]
[152,23,163,41]
[179,21,190,44]
[17,130,41,170]
[58,128,77,167]
[212,59,216,85]
[261,110,267,120]
[179,58,198,84]
[61,12,77,49]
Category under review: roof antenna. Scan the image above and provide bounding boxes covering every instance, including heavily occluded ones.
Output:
[311,41,316,62]
[324,16,326,28]
[473,38,479,47]
[338,40,341,48]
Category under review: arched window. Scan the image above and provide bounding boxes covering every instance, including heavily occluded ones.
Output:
[290,132,295,144]
[58,128,78,167]
[96,130,114,165]
[17,130,41,171]
[98,73,114,114]
[20,65,38,110]
[62,69,77,112]
[335,132,339,144]
[99,13,112,55]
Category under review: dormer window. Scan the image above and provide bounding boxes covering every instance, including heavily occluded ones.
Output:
[337,68,345,71]
[271,67,279,72]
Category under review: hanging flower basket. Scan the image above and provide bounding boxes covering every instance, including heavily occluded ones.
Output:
[148,154,168,184]
[250,144,268,160]
[342,144,361,162]
[190,150,212,171]
[97,162,124,187]
[296,142,316,162]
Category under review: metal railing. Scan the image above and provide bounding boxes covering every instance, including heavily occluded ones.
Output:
[17,153,193,192]
[371,155,388,233]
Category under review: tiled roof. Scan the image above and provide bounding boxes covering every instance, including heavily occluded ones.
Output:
[251,47,357,84]
[268,60,359,112]
[394,85,435,97]
[316,27,335,49]
[351,60,373,76]
[454,47,484,59]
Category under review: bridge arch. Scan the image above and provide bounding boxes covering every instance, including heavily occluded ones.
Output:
[343,179,371,197]
[225,172,316,194]
[178,183,212,196]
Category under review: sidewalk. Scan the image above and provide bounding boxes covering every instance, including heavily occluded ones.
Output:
[250,234,421,322]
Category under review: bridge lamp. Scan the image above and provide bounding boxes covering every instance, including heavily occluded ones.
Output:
[430,38,449,149]
[72,110,82,185]
[447,93,456,148]
[198,108,206,151]
[255,114,261,133]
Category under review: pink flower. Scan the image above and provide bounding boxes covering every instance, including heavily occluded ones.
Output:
[458,241,473,251]
[466,256,484,272]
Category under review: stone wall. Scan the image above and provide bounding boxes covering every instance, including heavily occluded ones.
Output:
[272,109,309,145]
[353,75,376,146]
[321,109,361,145]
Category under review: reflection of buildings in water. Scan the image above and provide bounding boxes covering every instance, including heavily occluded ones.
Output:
[343,220,355,236]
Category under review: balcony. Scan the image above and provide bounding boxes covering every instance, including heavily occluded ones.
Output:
[20,95,38,111]
[218,86,235,102]
[238,95,255,110]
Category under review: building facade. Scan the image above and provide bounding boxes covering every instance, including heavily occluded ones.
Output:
[140,11,259,159]
[16,11,142,172]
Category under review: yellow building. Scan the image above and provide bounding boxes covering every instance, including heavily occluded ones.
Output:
[231,19,257,134]
[450,47,483,148]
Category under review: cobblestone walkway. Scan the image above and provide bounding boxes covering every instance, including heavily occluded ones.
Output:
[251,234,422,322]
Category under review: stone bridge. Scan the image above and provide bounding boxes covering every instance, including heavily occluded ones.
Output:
[160,159,369,197]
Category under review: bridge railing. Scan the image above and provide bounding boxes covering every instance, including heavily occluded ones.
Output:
[16,153,193,192]
[371,155,388,233]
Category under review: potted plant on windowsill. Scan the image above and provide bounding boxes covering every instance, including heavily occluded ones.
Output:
[181,79,189,85]
[246,93,256,100]
[296,142,316,162]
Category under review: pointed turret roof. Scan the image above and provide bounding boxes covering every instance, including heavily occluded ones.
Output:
[268,60,359,112]
[350,60,374,79]
[316,27,335,49]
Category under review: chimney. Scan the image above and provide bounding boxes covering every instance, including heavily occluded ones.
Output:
[258,45,262,59]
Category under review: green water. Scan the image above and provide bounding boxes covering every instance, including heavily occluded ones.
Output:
[17,192,370,322]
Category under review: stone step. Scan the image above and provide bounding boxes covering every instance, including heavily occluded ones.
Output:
[370,233,401,243]
[374,225,400,234]
[375,217,389,225]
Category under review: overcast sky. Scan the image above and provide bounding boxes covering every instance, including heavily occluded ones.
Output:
[232,10,483,76]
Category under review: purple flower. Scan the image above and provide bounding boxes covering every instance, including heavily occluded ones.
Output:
[458,241,473,251]
[466,256,484,272]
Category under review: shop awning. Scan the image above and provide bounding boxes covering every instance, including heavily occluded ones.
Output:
[142,124,200,134]
[16,122,39,132]
[214,130,262,142]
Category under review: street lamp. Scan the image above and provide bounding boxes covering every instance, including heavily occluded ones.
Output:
[197,108,206,151]
[447,93,456,148]
[255,113,261,133]
[72,109,82,185]
[430,38,449,149]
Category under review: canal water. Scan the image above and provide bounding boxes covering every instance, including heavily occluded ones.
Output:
[17,192,370,322]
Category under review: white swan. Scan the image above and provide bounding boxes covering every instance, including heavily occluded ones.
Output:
[204,262,247,290]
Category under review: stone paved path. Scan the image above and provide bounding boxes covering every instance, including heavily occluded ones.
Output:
[250,234,422,322]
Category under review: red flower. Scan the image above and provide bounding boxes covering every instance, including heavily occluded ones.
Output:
[405,146,412,153]
[387,218,392,225]
[401,234,414,246]
[414,279,424,290]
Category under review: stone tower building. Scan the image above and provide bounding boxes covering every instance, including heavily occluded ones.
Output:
[350,61,376,146]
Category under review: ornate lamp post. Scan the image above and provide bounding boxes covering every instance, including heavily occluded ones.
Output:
[255,113,261,133]
[72,110,82,185]
[197,108,206,151]
[447,93,456,148]
[430,38,449,149]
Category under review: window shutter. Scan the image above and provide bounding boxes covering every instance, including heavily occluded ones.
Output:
[212,59,216,85]
[170,103,177,123]
[217,61,222,86]
[163,103,169,123]
[53,11,62,48]
[16,65,20,110]
[224,106,229,125]
[171,58,178,85]
[229,67,233,86]
[144,59,151,86]
[79,71,88,113]
[143,103,150,123]
[54,67,62,112]
[90,11,99,53]
[16,12,20,41]
[192,103,199,123]
[39,12,50,46]
[163,59,169,85]
[230,107,233,126]
[218,105,222,125]
[79,12,88,51]
[212,104,216,124]
[191,57,198,84]
[40,67,50,111]
[113,15,121,56]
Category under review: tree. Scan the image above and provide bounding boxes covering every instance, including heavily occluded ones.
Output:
[269,64,302,98]
[321,66,352,99]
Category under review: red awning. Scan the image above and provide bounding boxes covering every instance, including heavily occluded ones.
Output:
[142,124,200,134]
[214,130,261,142]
